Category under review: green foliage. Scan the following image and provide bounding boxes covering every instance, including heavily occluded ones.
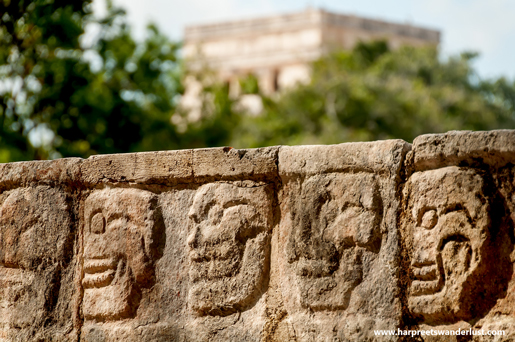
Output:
[179,75,240,148]
[239,73,259,94]
[230,41,515,148]
[0,0,89,161]
[0,0,188,161]
[2,1,514,163]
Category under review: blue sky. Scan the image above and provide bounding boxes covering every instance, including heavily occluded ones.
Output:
[94,0,515,80]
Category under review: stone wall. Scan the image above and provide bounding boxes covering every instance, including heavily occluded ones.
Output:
[0,130,514,342]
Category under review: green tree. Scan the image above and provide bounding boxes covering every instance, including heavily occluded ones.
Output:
[0,0,186,161]
[0,0,89,161]
[230,41,515,148]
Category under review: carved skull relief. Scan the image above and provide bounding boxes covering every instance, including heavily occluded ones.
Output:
[83,188,163,321]
[187,183,273,316]
[406,166,492,324]
[286,173,382,311]
[0,186,71,331]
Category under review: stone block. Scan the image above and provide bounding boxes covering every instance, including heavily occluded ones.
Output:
[403,130,515,341]
[80,150,193,186]
[80,147,278,342]
[0,186,79,341]
[273,140,410,342]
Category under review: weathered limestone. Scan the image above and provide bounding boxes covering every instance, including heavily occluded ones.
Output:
[0,175,80,341]
[272,141,409,342]
[403,130,515,342]
[188,182,273,317]
[78,147,279,342]
[82,188,163,321]
[0,130,514,342]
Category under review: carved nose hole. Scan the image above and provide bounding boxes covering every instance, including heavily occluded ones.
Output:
[411,245,438,267]
[91,213,106,234]
[187,224,200,248]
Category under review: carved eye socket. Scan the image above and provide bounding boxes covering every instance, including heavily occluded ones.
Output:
[206,205,224,225]
[420,209,438,230]
[91,212,105,234]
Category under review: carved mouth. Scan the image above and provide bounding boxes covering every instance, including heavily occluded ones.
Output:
[411,264,443,296]
[83,258,118,289]
[188,242,244,282]
[189,241,241,262]
[189,253,242,282]
[296,258,337,278]
[0,266,33,287]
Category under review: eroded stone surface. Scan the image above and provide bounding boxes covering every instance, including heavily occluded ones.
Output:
[0,131,514,341]
[404,131,515,341]
[286,173,382,311]
[82,188,164,322]
[404,167,496,324]
[274,140,409,342]
[187,182,273,317]
[78,147,279,342]
[0,186,77,341]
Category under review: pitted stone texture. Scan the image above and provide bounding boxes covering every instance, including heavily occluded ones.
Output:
[192,146,279,182]
[1,132,515,341]
[408,130,515,172]
[278,140,409,178]
[82,188,165,322]
[79,147,278,342]
[80,146,279,187]
[79,187,194,342]
[274,140,409,342]
[81,182,275,342]
[0,186,77,341]
[81,150,193,186]
[286,173,382,311]
[0,158,81,191]
[404,130,515,341]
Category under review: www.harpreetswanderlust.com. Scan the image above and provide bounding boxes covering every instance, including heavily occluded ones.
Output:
[374,329,506,337]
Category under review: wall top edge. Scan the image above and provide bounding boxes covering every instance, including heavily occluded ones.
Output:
[1,130,514,189]
[184,9,440,43]
[409,130,515,172]
[278,139,411,178]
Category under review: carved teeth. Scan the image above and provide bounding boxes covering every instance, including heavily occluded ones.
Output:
[82,259,118,289]
[296,258,337,278]
[411,279,442,296]
[84,258,118,274]
[411,264,442,296]
[82,269,116,289]
[412,265,438,281]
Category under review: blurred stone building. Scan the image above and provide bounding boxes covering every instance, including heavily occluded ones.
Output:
[181,8,440,115]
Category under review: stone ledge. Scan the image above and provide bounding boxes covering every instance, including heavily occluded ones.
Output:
[409,129,515,172]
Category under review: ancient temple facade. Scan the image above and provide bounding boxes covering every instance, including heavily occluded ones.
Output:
[182,8,440,98]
